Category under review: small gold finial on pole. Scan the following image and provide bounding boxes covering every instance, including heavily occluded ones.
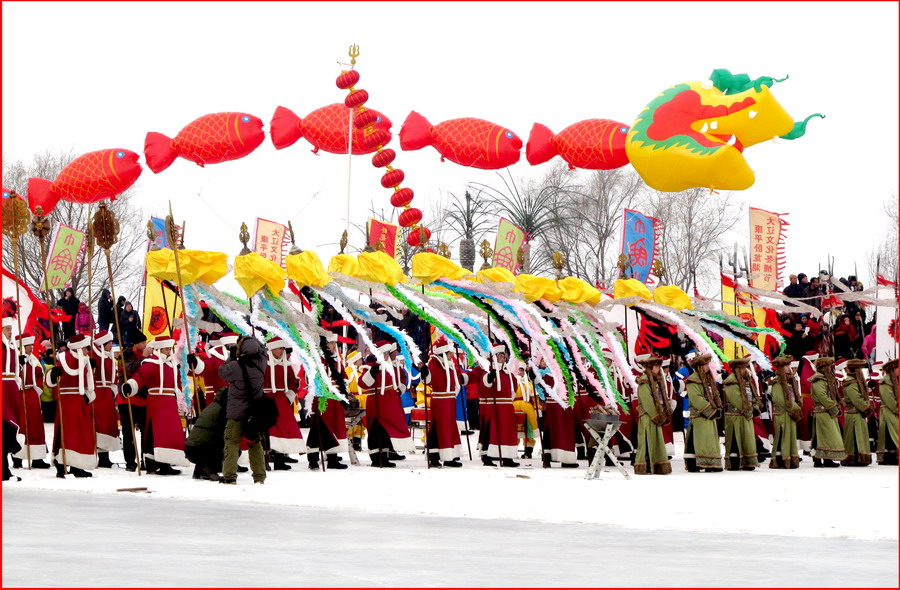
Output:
[651,259,665,280]
[479,240,493,271]
[339,230,348,254]
[287,220,302,254]
[348,43,360,67]
[552,251,566,280]
[438,243,452,259]
[617,253,631,278]
[238,222,251,255]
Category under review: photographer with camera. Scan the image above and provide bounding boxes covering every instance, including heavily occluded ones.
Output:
[218,335,270,485]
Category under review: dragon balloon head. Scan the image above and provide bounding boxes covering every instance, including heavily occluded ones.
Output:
[626,69,822,192]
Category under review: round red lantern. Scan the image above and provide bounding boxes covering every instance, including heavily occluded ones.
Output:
[390,187,414,208]
[372,149,396,168]
[362,128,391,150]
[406,226,432,246]
[398,208,423,228]
[353,109,380,129]
[381,169,405,189]
[335,70,360,90]
[344,89,369,108]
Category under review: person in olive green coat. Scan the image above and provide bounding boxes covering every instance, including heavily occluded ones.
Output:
[722,358,760,471]
[684,354,723,472]
[633,355,672,475]
[841,359,873,466]
[809,357,846,467]
[769,355,802,469]
[876,359,898,466]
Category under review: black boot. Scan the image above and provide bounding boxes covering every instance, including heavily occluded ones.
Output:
[501,458,520,468]
[326,455,349,470]
[813,457,823,468]
[70,467,93,478]
[273,456,292,471]
[282,454,298,464]
[11,457,22,469]
[308,456,320,471]
[522,446,533,459]
[428,454,442,468]
[823,459,840,468]
[55,462,66,479]
[98,452,113,468]
[387,451,406,461]
[31,459,51,469]
[144,458,158,474]
[561,462,579,468]
[443,459,463,467]
[482,456,497,467]
[192,465,210,480]
[576,446,586,461]
[372,452,395,468]
[154,463,181,476]
[352,437,362,452]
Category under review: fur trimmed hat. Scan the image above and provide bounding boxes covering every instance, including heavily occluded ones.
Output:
[688,353,712,368]
[635,354,665,367]
[67,334,92,350]
[846,359,868,370]
[814,357,835,371]
[772,355,794,368]
[883,359,898,373]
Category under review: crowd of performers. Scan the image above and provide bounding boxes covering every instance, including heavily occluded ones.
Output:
[3,304,898,482]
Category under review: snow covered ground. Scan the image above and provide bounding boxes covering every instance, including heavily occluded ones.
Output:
[5,423,897,542]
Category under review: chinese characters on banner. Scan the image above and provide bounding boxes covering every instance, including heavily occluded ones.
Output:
[492,217,525,273]
[620,209,659,283]
[41,223,86,290]
[748,207,788,291]
[254,218,289,268]
[368,218,399,258]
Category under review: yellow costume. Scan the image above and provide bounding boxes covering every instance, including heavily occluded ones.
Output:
[514,377,539,447]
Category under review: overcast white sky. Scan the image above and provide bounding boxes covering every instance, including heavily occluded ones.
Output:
[3,1,898,295]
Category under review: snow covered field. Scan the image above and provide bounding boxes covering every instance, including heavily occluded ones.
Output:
[5,424,897,542]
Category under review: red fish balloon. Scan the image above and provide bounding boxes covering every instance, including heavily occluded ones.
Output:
[399,111,522,169]
[527,120,630,170]
[26,149,142,214]
[144,112,265,174]
[269,104,393,154]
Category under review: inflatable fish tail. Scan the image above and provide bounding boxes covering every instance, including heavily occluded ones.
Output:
[26,177,62,214]
[525,123,557,165]
[269,106,304,150]
[143,131,177,174]
[398,111,434,151]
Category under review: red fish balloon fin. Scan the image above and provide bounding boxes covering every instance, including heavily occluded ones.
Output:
[270,106,304,150]
[144,132,177,174]
[525,123,558,166]
[399,111,433,151]
[26,177,61,215]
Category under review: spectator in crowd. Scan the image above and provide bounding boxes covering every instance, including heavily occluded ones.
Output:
[834,314,857,360]
[56,287,80,340]
[74,302,95,336]
[119,302,142,346]
[97,289,114,332]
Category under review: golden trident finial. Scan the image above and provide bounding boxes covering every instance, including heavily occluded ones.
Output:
[348,44,360,67]
[552,251,566,281]
[651,259,665,279]
[479,240,493,271]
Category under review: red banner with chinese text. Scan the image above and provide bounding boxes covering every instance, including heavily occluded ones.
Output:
[368,218,399,259]
[253,218,290,268]
[748,207,788,291]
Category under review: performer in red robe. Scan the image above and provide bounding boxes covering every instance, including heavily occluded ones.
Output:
[359,340,412,468]
[535,364,578,467]
[264,336,305,469]
[122,336,188,475]
[306,339,350,470]
[197,332,235,406]
[2,318,24,446]
[13,334,49,468]
[90,330,121,467]
[45,333,98,478]
[422,336,464,467]
[470,344,519,467]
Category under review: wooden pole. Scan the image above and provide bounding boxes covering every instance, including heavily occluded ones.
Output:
[92,203,141,476]
[6,195,31,466]
[29,205,67,474]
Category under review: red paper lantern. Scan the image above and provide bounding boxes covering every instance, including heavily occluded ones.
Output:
[362,128,391,150]
[344,89,369,108]
[398,207,423,228]
[406,226,431,246]
[353,109,380,129]
[381,169,405,188]
[390,187,414,208]
[335,70,360,90]
[372,149,396,168]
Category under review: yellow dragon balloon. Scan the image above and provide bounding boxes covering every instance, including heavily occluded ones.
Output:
[626,69,823,192]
